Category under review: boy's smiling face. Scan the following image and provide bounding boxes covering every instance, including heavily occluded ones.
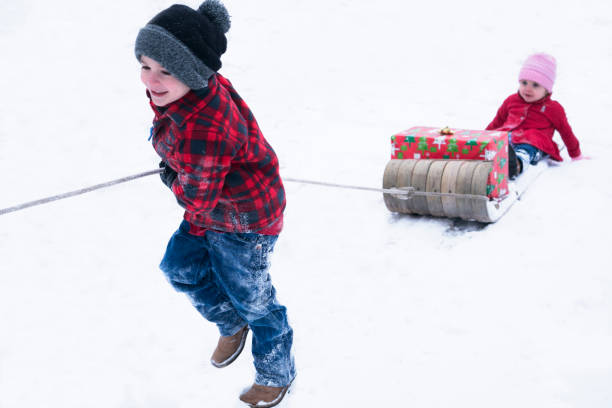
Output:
[518,79,548,103]
[140,55,190,107]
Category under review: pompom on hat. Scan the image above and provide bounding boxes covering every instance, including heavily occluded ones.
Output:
[135,0,231,90]
[518,53,557,93]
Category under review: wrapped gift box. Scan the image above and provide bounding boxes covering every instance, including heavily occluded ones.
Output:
[390,126,509,198]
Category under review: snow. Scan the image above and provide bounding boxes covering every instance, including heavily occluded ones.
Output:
[1,0,611,407]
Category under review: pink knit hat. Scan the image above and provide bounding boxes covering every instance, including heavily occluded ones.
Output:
[518,53,557,93]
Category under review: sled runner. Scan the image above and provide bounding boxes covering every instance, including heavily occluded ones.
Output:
[383,126,551,223]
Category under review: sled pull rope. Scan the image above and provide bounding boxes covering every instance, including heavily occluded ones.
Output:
[0,169,163,216]
[283,177,488,200]
[0,170,487,216]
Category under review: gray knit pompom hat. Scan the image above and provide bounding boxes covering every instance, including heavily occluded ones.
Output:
[135,0,231,89]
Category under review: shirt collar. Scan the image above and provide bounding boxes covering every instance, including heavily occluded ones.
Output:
[148,74,219,126]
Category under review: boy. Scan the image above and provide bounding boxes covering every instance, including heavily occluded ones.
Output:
[135,1,295,406]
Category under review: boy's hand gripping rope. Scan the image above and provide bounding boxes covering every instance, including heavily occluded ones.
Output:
[0,170,488,216]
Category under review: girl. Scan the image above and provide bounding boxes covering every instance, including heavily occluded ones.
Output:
[134,1,295,406]
[486,53,586,178]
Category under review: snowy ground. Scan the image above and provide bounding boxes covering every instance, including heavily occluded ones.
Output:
[1,1,611,407]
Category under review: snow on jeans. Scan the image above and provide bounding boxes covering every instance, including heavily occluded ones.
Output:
[160,220,296,387]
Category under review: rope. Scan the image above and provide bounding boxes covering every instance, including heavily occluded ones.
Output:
[284,177,404,195]
[0,169,163,216]
[0,168,490,216]
[283,177,489,201]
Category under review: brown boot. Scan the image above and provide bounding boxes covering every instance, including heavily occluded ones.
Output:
[239,382,292,408]
[210,326,249,368]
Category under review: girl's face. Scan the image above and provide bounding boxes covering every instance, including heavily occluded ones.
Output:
[518,79,548,103]
[140,55,190,107]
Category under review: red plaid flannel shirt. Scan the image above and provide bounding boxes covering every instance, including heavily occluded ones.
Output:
[149,74,285,234]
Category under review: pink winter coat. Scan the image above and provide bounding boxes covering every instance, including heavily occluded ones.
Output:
[486,93,581,161]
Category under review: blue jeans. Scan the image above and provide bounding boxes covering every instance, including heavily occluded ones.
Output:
[160,221,295,387]
[508,132,547,165]
[514,143,546,165]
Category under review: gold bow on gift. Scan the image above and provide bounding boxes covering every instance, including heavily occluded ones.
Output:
[439,126,454,135]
